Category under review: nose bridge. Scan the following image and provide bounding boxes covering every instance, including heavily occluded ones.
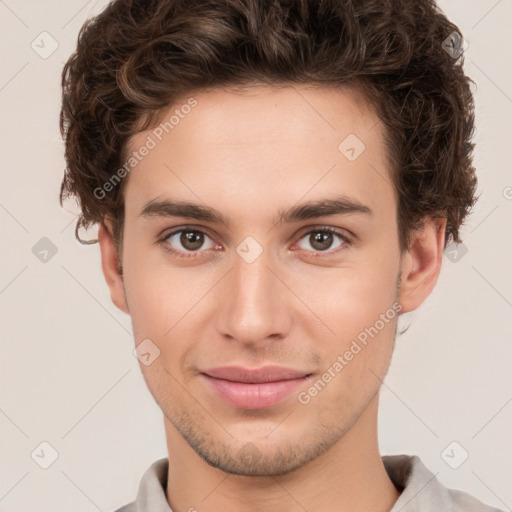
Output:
[216,248,292,345]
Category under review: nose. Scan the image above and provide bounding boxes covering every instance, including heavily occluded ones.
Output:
[215,249,293,347]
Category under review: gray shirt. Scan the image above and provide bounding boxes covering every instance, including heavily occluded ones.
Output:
[114,454,504,512]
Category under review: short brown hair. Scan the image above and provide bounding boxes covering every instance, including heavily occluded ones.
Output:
[60,0,477,255]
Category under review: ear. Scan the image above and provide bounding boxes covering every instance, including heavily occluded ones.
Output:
[97,220,129,314]
[398,216,447,314]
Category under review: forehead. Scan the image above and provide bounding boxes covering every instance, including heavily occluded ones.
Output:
[131,83,381,146]
[123,84,394,223]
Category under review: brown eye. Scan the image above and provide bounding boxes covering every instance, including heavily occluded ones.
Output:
[309,231,334,251]
[296,228,349,254]
[180,230,205,251]
[163,228,217,256]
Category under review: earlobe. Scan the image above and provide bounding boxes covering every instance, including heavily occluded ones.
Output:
[398,216,447,314]
[97,220,129,314]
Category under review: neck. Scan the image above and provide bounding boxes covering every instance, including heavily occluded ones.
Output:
[164,394,400,512]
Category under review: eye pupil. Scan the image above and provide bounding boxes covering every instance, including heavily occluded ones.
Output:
[310,231,333,251]
[181,231,204,250]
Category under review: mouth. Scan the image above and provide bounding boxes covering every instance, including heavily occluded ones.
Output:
[200,366,313,409]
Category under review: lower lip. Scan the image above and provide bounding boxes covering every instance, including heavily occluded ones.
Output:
[202,374,311,409]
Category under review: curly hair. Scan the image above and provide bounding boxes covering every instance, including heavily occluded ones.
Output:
[60,0,477,256]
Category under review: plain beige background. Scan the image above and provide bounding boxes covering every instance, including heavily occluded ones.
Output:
[1,1,511,511]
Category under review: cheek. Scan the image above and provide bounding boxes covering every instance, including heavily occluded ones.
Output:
[301,258,399,344]
[122,254,226,385]
[293,247,400,402]
[125,270,203,343]
[122,237,208,334]
[299,294,398,423]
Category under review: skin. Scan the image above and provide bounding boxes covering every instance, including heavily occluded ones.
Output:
[98,84,446,512]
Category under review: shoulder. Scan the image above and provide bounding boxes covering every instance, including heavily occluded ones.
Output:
[109,457,170,512]
[111,503,136,512]
[447,487,505,512]
[383,454,505,512]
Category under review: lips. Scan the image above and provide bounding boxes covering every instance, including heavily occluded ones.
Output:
[203,365,310,383]
[201,365,313,409]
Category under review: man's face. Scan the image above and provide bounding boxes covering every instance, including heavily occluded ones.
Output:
[117,85,404,475]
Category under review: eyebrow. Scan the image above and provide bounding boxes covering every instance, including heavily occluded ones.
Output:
[139,195,373,227]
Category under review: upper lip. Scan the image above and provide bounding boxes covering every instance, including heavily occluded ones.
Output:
[202,366,311,383]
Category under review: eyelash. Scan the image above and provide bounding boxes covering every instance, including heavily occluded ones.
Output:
[157,225,353,260]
